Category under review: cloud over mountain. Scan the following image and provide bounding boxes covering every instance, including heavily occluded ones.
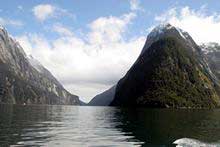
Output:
[17,1,145,102]
[153,6,220,44]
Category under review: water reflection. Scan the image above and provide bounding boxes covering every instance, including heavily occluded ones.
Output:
[0,105,220,146]
[0,105,143,146]
[0,105,59,146]
[115,108,220,146]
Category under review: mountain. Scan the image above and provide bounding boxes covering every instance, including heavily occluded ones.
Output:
[88,85,116,106]
[110,23,220,108]
[79,100,87,106]
[0,26,80,105]
[201,43,220,80]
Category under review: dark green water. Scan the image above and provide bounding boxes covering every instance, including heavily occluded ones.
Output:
[0,105,220,146]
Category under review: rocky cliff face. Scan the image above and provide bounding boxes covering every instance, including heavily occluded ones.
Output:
[0,26,80,105]
[110,24,220,108]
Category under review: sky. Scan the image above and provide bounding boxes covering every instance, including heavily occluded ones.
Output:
[1,0,220,102]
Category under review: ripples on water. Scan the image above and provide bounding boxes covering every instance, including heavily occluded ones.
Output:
[0,105,220,146]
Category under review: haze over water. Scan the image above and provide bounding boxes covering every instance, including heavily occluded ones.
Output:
[0,105,220,146]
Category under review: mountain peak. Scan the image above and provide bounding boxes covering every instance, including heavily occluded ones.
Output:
[140,23,194,55]
[148,23,173,35]
[111,32,220,108]
[148,23,187,40]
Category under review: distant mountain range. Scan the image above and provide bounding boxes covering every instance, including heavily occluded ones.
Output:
[89,23,220,108]
[201,42,220,80]
[0,26,80,105]
[88,85,116,106]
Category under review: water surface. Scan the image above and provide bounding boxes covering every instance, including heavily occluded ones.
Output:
[0,104,220,146]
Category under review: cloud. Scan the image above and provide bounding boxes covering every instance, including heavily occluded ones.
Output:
[32,4,55,22]
[88,12,136,45]
[130,0,142,11]
[154,6,220,44]
[0,17,24,27]
[32,4,75,22]
[52,23,74,36]
[16,11,145,102]
[17,5,23,11]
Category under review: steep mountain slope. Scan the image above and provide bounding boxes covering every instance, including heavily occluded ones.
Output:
[88,85,116,106]
[201,43,220,80]
[110,24,220,108]
[0,26,80,105]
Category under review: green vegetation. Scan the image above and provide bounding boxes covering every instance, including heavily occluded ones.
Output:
[112,37,220,108]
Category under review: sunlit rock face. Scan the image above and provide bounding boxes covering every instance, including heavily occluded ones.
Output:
[110,24,220,108]
[0,26,80,105]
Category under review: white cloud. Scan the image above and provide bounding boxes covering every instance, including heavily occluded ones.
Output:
[130,0,142,11]
[0,17,24,27]
[88,12,136,45]
[32,4,55,22]
[52,23,74,36]
[154,6,220,44]
[16,11,145,102]
[32,4,75,22]
[17,5,23,11]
